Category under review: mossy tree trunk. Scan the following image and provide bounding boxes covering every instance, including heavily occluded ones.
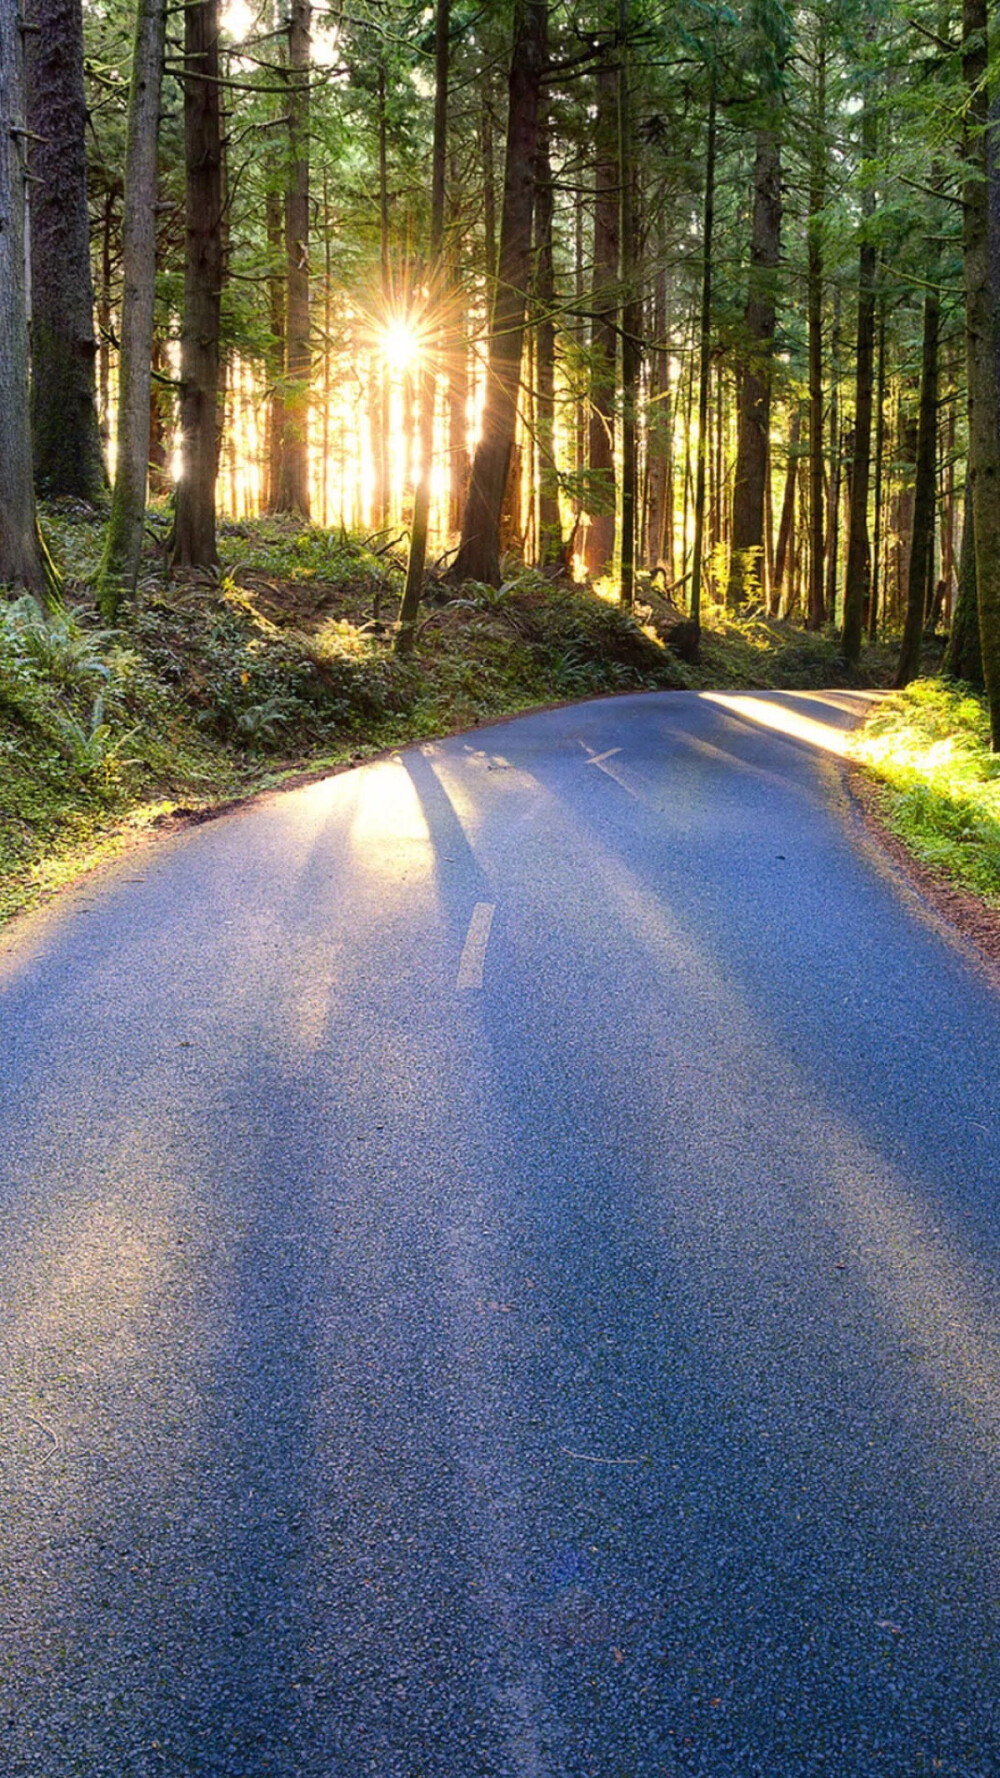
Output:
[584,56,618,578]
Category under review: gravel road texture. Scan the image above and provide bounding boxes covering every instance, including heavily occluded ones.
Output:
[1,689,999,1777]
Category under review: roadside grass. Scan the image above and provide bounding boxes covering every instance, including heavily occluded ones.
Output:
[848,678,1000,899]
[0,506,900,925]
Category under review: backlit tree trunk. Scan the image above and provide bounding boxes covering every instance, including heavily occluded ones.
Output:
[728,127,781,607]
[842,72,877,664]
[275,0,311,516]
[449,0,545,587]
[172,0,223,568]
[534,97,563,567]
[584,57,619,576]
[97,0,166,613]
[25,0,105,500]
[806,26,825,628]
[895,285,939,686]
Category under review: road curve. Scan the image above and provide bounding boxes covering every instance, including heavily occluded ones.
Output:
[2,689,1000,1778]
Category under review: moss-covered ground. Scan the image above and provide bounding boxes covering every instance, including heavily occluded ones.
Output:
[848,678,1000,901]
[0,504,910,925]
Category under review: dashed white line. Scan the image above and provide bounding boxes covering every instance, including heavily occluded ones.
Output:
[456,902,495,989]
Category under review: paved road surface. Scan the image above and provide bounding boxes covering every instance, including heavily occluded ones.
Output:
[2,689,1000,1778]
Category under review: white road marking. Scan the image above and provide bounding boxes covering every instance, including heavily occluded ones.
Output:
[586,747,622,767]
[456,902,495,989]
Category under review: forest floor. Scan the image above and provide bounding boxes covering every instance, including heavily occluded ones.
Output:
[0,503,947,926]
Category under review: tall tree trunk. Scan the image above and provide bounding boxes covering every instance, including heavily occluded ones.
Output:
[895,287,940,685]
[276,0,310,516]
[806,25,825,628]
[771,405,801,615]
[397,0,450,650]
[646,240,671,572]
[584,56,619,577]
[842,73,877,663]
[148,333,172,496]
[264,185,285,513]
[449,0,546,587]
[618,0,638,607]
[825,288,842,623]
[728,126,781,607]
[374,59,391,530]
[534,95,563,566]
[25,0,105,500]
[0,0,47,591]
[690,76,717,637]
[963,0,1000,743]
[447,148,469,534]
[97,0,166,613]
[172,0,223,568]
[943,484,984,683]
[869,292,887,639]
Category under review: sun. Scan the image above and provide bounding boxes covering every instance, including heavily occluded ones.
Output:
[381,316,422,374]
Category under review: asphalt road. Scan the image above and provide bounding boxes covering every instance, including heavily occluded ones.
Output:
[2,689,1000,1778]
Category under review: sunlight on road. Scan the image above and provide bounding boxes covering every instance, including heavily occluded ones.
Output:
[348,758,433,880]
[702,691,874,756]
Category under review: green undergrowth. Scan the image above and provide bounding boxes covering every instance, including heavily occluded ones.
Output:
[1,506,895,925]
[849,679,1000,899]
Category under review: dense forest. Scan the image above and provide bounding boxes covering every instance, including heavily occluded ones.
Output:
[1,0,1000,724]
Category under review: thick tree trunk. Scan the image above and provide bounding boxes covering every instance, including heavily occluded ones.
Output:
[842,80,877,664]
[534,96,563,567]
[397,0,449,650]
[895,288,940,686]
[25,0,105,501]
[0,0,47,591]
[449,0,545,587]
[171,0,223,568]
[963,0,1000,743]
[97,0,166,613]
[728,127,781,608]
[584,58,619,577]
[275,0,310,516]
[806,29,825,628]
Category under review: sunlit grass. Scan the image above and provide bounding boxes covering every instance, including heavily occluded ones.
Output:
[848,679,1000,897]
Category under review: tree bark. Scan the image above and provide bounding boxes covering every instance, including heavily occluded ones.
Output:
[449,0,545,587]
[728,127,781,607]
[618,0,638,607]
[533,93,563,567]
[895,290,940,685]
[690,76,717,637]
[806,26,825,628]
[171,0,223,568]
[963,0,1000,744]
[0,0,47,591]
[97,0,166,613]
[771,405,801,615]
[397,0,450,650]
[943,484,984,684]
[842,75,877,664]
[275,0,310,516]
[25,0,105,501]
[584,56,619,577]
